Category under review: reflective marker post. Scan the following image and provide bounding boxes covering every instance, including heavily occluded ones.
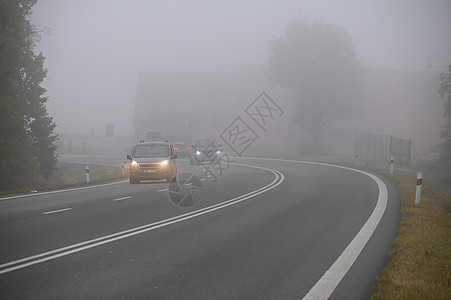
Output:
[86,166,90,183]
[390,156,394,174]
[354,155,359,167]
[121,164,125,176]
[415,172,423,204]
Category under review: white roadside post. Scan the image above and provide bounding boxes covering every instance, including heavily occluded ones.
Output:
[86,166,90,183]
[390,156,394,174]
[121,163,125,176]
[415,172,423,204]
[354,155,359,167]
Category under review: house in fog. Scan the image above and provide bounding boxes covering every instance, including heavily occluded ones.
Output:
[133,65,292,148]
[134,65,445,158]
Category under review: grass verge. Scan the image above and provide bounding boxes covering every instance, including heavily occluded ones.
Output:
[1,157,450,298]
[371,170,451,299]
[0,162,128,196]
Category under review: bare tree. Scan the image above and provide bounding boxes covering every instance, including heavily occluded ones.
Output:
[268,20,364,153]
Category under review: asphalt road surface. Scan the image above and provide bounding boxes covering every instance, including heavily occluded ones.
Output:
[0,157,400,299]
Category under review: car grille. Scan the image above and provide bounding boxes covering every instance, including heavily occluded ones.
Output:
[138,163,160,169]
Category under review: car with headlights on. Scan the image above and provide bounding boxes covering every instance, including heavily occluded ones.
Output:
[127,141,177,183]
[189,138,222,165]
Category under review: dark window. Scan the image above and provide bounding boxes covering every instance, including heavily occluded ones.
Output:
[134,145,169,158]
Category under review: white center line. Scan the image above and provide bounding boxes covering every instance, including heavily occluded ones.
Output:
[113,196,132,201]
[1,165,283,275]
[42,208,72,215]
[157,188,169,192]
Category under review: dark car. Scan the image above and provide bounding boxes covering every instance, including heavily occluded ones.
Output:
[173,142,191,158]
[189,138,222,165]
[127,141,177,183]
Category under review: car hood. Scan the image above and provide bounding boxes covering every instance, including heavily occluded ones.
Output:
[195,146,220,150]
[134,157,168,163]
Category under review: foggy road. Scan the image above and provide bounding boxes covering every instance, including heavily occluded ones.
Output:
[3,0,447,298]
[0,157,399,299]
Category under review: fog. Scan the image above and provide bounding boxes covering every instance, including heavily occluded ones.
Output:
[31,0,451,155]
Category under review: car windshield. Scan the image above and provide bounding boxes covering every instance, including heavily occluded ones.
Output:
[133,144,168,158]
[195,139,216,147]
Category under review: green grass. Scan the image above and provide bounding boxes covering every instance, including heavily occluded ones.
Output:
[2,158,450,298]
[371,170,451,299]
[0,162,127,196]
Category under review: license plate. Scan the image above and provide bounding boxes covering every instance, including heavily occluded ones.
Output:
[144,169,156,173]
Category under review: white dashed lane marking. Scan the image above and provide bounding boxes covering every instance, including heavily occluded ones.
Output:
[42,208,72,215]
[113,196,132,201]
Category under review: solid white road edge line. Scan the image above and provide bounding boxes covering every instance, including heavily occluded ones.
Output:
[237,157,389,299]
[303,168,387,300]
[0,164,284,275]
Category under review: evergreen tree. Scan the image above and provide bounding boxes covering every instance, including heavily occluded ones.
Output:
[0,0,57,190]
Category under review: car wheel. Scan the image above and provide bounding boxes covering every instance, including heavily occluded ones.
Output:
[170,174,177,183]
[130,177,139,184]
[168,175,177,183]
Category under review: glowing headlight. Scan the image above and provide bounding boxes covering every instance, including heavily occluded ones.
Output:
[216,150,221,154]
[130,160,138,167]
[196,150,201,155]
[160,160,169,167]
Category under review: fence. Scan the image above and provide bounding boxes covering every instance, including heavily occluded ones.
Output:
[390,135,411,166]
[354,134,411,166]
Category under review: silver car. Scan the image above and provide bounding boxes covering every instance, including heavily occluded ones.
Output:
[127,141,177,183]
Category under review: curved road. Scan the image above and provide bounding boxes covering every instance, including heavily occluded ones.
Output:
[0,157,399,299]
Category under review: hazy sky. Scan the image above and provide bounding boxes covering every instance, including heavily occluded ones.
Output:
[31,0,451,135]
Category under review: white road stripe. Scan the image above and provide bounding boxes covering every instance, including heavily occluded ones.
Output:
[238,157,389,299]
[0,164,283,275]
[302,169,387,299]
[113,196,132,201]
[42,208,72,215]
[157,188,169,192]
[1,155,389,297]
